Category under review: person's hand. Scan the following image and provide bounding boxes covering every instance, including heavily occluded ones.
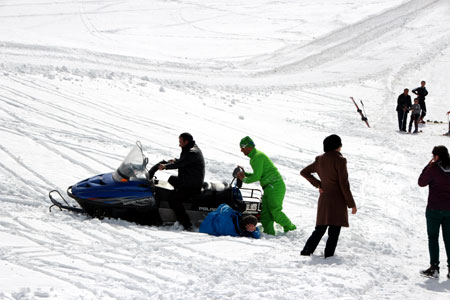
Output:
[158,164,166,170]
[351,206,357,214]
[318,187,324,194]
[245,224,256,232]
[237,172,245,180]
[168,159,175,163]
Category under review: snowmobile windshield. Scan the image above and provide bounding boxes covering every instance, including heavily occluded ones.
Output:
[113,142,148,182]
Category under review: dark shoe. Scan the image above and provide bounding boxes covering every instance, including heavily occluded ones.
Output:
[420,265,439,278]
[413,130,419,134]
[300,250,311,256]
[185,226,196,232]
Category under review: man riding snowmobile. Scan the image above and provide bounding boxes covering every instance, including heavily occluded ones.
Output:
[158,132,205,230]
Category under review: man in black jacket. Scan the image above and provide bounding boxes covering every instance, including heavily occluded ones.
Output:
[159,133,205,229]
[412,81,428,123]
[396,88,412,132]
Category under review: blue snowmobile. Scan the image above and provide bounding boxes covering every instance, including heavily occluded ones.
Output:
[49,142,262,226]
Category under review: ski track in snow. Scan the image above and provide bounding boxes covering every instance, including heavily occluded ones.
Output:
[1,0,450,299]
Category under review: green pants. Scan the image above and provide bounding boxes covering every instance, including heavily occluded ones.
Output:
[426,209,450,267]
[261,180,295,235]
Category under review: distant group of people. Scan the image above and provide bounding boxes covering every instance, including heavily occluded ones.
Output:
[396,80,428,133]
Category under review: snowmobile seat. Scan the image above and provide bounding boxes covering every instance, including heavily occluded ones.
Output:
[201,181,229,192]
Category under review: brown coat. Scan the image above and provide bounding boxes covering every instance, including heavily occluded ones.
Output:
[300,151,356,227]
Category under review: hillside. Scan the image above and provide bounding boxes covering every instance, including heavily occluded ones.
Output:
[1,0,450,299]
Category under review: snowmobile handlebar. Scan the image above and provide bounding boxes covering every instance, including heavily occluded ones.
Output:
[231,166,244,188]
[232,166,244,178]
[148,160,168,180]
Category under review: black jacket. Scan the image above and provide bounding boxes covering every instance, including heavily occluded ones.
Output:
[165,141,205,189]
[396,93,412,112]
[412,86,428,101]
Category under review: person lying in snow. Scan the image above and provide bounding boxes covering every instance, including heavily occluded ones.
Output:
[199,203,260,239]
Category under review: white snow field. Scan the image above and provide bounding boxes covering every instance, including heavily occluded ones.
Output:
[1,0,450,299]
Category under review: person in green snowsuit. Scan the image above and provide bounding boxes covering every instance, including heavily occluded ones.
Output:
[237,136,296,235]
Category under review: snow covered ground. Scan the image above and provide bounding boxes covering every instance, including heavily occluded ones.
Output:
[1,0,450,299]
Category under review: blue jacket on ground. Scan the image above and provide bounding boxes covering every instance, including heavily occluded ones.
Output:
[199,204,260,239]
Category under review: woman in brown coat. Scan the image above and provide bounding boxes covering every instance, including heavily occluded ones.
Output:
[300,134,357,258]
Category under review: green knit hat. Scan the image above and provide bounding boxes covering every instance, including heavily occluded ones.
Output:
[240,136,255,148]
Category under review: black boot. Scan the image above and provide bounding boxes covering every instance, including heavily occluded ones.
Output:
[300,249,311,256]
[420,265,439,278]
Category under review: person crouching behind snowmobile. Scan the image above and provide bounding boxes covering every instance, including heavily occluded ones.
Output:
[418,145,450,279]
[158,133,205,230]
[237,136,296,235]
[199,203,260,238]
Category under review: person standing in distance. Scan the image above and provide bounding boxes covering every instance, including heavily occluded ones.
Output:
[300,135,357,258]
[237,136,296,235]
[412,81,428,124]
[159,133,205,230]
[408,98,422,134]
[396,88,412,132]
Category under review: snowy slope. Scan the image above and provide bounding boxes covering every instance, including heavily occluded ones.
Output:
[1,0,450,299]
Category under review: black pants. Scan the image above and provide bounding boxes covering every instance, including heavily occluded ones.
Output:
[419,100,427,119]
[397,110,408,131]
[409,114,420,132]
[168,176,200,229]
[302,225,342,257]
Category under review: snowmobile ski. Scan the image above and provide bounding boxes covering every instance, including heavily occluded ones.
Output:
[49,189,84,213]
[350,97,370,128]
